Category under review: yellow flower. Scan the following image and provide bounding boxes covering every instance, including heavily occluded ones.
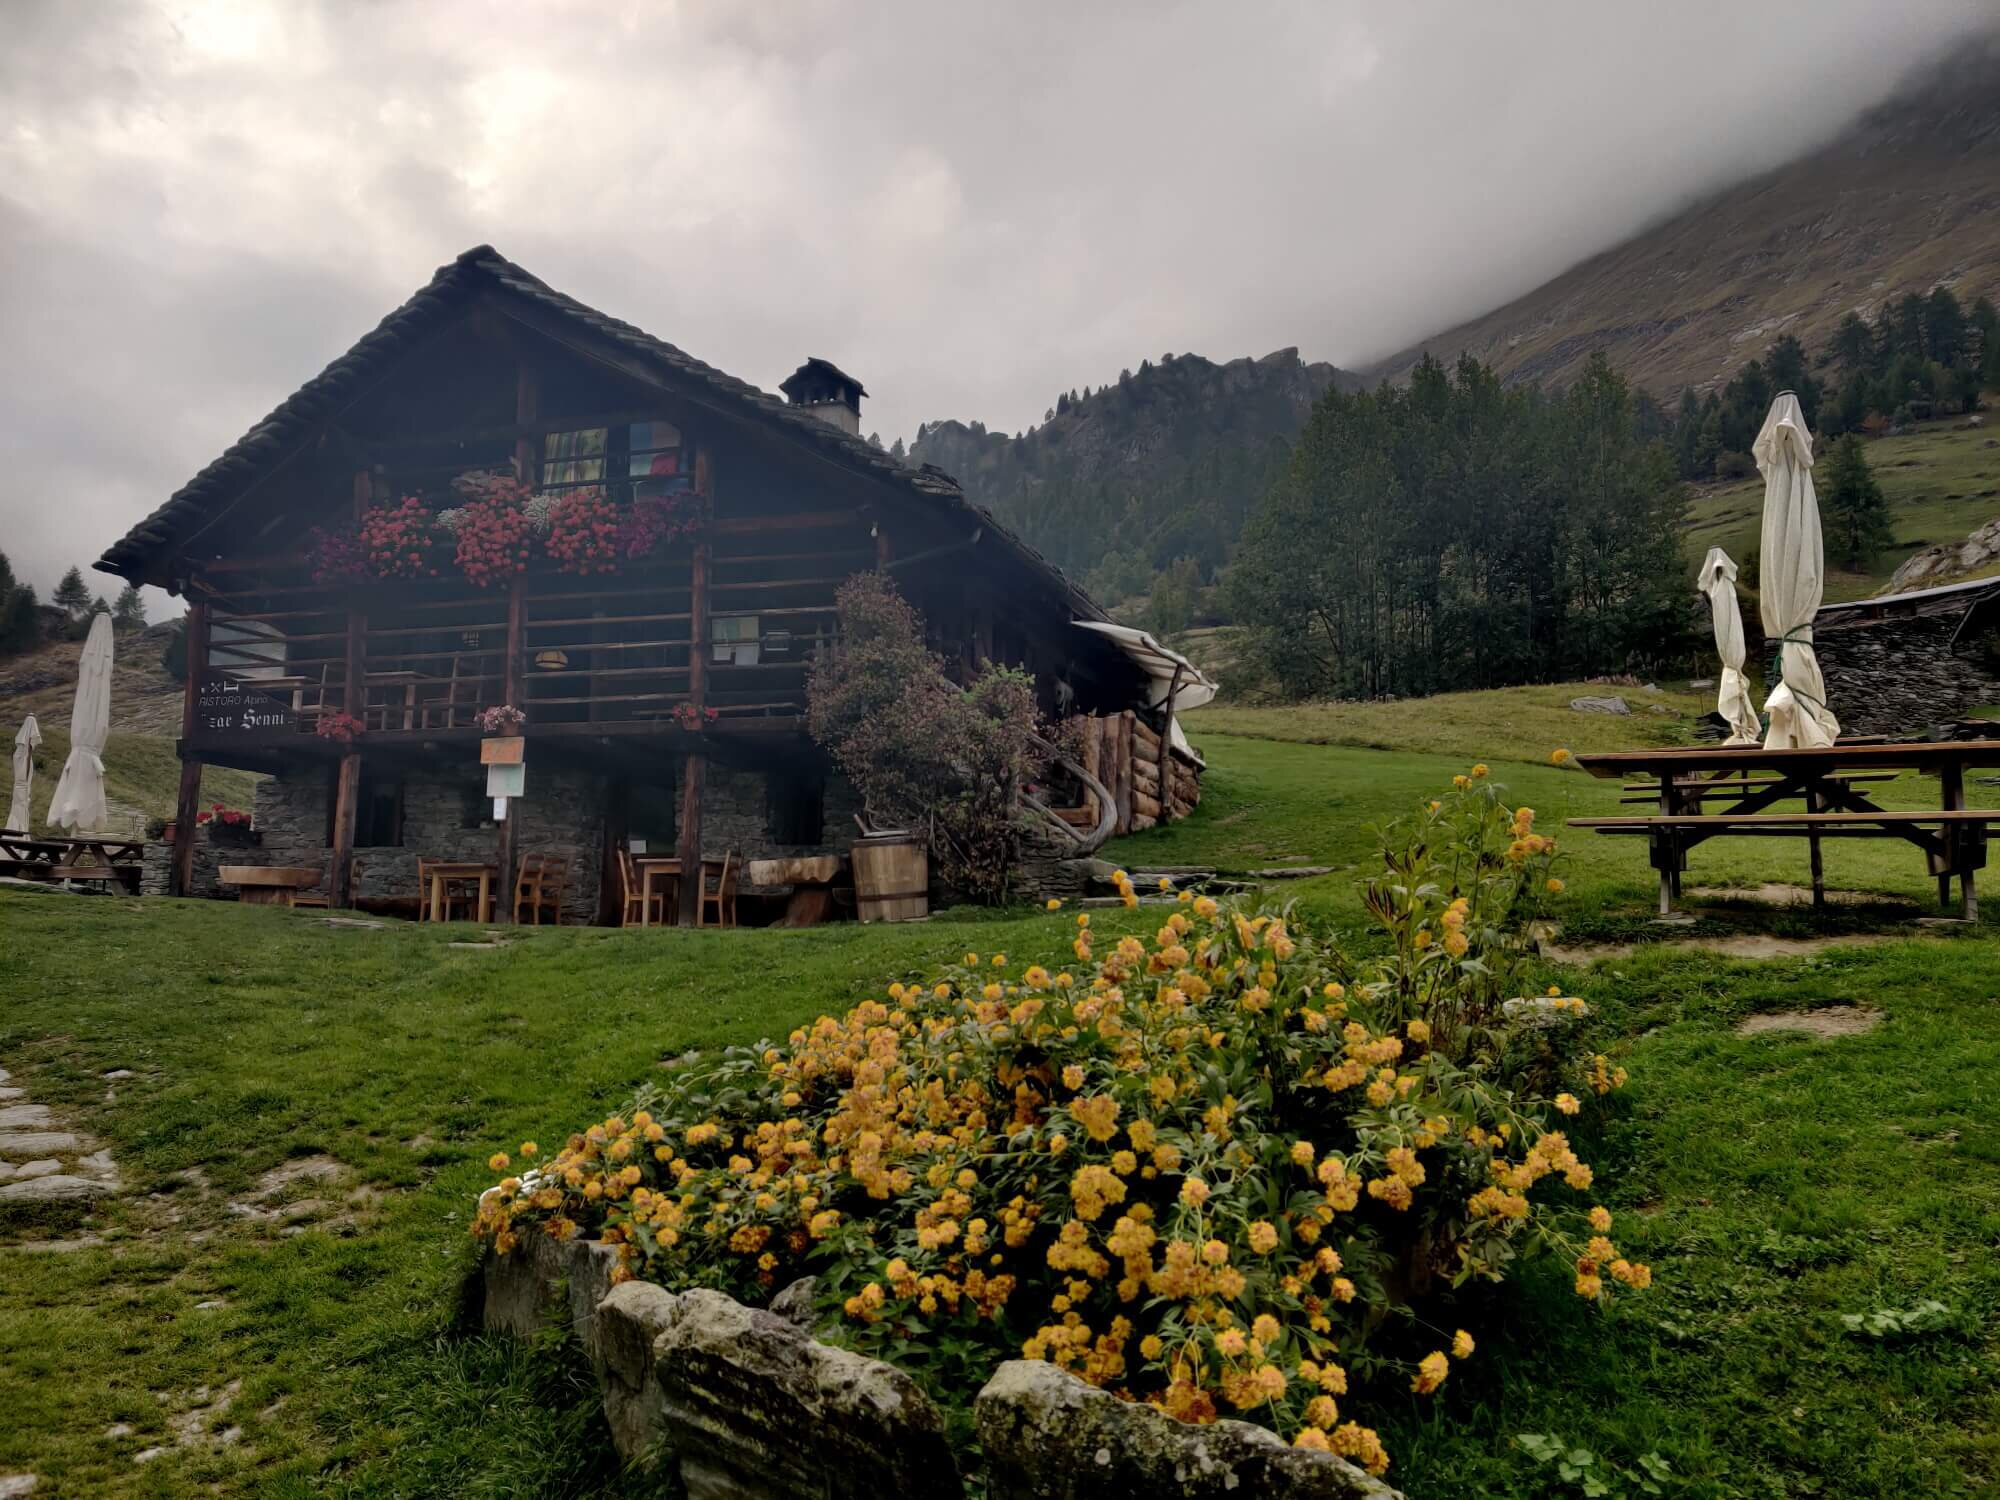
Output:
[1555,1092,1581,1115]
[518,1141,538,1158]
[1216,1327,1247,1357]
[1471,763,1489,778]
[1405,1018,1430,1044]
[992,953,1007,967]
[964,952,979,965]
[1588,1205,1613,1232]
[1551,747,1572,765]
[488,1152,510,1172]
[1452,1328,1475,1359]
[1294,1427,1330,1452]
[1247,1220,1279,1254]
[1046,898,1063,910]
[1411,1350,1449,1394]
[1201,1238,1230,1266]
[1158,876,1172,891]
[1251,1313,1281,1344]
[1139,1334,1163,1360]
[1290,1140,1316,1168]
[1179,1176,1210,1208]
[1546,877,1565,894]
[1062,1063,1085,1090]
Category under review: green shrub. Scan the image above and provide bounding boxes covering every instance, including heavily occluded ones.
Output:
[474,768,1646,1479]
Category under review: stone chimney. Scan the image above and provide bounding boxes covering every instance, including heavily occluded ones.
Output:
[779,358,866,437]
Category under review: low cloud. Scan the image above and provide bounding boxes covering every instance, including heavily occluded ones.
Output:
[1,0,1992,600]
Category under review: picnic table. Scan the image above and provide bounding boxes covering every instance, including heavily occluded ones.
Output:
[0,832,144,892]
[1567,741,2000,919]
[219,865,322,907]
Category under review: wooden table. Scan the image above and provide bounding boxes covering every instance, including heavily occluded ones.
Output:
[634,856,729,926]
[1569,740,2000,919]
[746,855,847,927]
[422,861,497,923]
[219,865,323,907]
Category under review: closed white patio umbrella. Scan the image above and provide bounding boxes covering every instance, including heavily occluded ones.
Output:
[1755,393,1840,749]
[5,714,39,842]
[49,611,115,832]
[1698,548,1762,745]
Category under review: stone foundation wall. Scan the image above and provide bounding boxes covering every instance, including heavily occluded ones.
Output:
[1815,612,2000,738]
[145,765,606,921]
[476,1240,1399,1499]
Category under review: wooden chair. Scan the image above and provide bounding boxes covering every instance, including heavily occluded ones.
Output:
[699,850,739,928]
[616,848,666,927]
[294,854,362,910]
[514,852,570,925]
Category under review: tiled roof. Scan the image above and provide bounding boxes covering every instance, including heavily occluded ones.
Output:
[97,246,1105,622]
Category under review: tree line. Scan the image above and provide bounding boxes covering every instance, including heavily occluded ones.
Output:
[0,556,148,656]
[1230,354,1690,700]
[1665,286,1995,483]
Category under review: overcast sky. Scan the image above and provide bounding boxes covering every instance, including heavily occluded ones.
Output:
[3,0,1994,606]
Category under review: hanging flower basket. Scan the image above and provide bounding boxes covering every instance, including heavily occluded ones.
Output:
[476,704,527,736]
[443,472,538,587]
[200,804,260,847]
[671,702,720,733]
[315,710,364,747]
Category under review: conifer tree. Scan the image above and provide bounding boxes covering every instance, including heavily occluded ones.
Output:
[52,565,90,617]
[1820,434,1894,570]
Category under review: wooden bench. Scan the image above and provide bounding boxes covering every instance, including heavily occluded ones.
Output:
[219,865,324,907]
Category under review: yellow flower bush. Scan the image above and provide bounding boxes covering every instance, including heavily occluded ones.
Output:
[473,770,1643,1478]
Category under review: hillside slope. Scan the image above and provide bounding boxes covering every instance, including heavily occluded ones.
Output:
[911,348,1362,599]
[1363,42,2000,396]
[0,624,255,834]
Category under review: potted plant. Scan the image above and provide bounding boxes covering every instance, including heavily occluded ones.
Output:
[671,702,720,733]
[145,814,171,844]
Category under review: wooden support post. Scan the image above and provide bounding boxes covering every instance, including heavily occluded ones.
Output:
[1656,768,1677,917]
[330,752,360,910]
[170,601,209,898]
[874,520,891,570]
[494,369,537,924]
[678,447,713,928]
[1116,711,1135,835]
[495,576,526,923]
[1156,663,1183,820]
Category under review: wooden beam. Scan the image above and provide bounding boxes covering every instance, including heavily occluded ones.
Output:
[330,752,360,909]
[170,602,210,898]
[1156,663,1184,818]
[875,519,891,570]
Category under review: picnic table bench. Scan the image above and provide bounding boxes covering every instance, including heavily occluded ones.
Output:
[0,833,144,892]
[1568,741,2000,920]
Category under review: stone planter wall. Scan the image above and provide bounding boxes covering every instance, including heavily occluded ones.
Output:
[475,1236,1399,1500]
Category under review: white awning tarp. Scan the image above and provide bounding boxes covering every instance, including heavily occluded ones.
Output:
[49,612,114,832]
[1755,393,1840,749]
[5,714,39,842]
[1073,621,1218,764]
[1697,548,1762,745]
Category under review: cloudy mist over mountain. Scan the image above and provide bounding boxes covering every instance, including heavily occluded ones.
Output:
[1,0,1995,598]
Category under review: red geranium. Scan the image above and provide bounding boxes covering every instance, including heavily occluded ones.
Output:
[356,497,442,580]
[546,488,622,575]
[451,473,538,587]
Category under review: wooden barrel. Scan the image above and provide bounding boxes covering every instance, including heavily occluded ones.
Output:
[851,835,928,923]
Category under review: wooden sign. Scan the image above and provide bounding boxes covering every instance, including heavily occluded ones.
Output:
[194,673,295,737]
[480,736,526,765]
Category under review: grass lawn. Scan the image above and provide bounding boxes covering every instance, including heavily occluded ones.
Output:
[4,725,1999,1497]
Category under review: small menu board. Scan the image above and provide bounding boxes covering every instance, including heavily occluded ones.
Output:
[195,674,295,736]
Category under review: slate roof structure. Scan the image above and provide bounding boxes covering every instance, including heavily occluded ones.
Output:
[97,246,1106,624]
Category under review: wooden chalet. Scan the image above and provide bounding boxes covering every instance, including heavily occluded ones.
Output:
[97,247,1207,923]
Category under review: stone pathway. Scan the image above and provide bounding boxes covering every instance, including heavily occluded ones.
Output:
[0,1063,122,1212]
